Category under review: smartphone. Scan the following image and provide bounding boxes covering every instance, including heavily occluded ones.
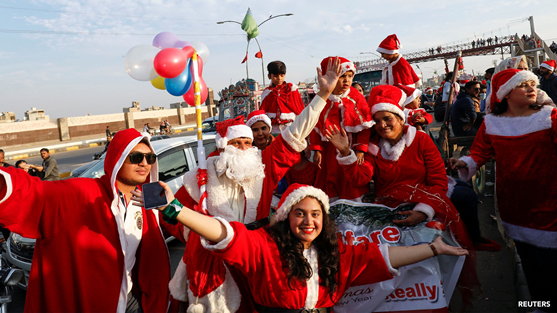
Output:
[142,182,168,210]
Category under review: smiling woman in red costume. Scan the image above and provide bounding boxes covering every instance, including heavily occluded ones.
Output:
[134,182,467,313]
[450,68,557,309]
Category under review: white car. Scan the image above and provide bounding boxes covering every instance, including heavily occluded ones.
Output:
[78,135,217,194]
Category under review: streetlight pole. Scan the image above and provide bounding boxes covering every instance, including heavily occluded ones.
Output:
[217,12,293,88]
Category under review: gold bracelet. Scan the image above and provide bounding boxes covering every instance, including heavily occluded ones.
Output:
[428,242,438,256]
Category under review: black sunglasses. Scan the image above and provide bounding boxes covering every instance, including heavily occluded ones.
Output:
[127,152,157,164]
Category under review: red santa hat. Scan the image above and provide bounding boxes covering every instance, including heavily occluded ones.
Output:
[377,34,402,54]
[368,85,407,120]
[321,56,356,76]
[541,60,556,71]
[274,183,330,222]
[395,83,422,106]
[490,68,539,111]
[215,116,253,149]
[246,110,272,129]
[425,87,433,93]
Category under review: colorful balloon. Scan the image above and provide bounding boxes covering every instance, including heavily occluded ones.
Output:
[183,76,208,106]
[174,40,191,49]
[152,32,179,49]
[153,48,188,79]
[190,41,210,65]
[150,76,166,90]
[182,46,196,59]
[165,60,193,96]
[124,45,160,81]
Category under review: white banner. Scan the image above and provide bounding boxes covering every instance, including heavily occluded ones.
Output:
[330,200,465,313]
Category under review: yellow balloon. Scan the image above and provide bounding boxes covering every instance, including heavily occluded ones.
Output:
[151,76,166,90]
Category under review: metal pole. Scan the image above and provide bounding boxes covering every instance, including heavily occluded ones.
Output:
[191,52,208,215]
[254,37,266,87]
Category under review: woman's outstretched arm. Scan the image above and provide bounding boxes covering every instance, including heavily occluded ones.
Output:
[388,236,468,268]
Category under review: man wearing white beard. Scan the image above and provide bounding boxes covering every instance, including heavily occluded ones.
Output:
[161,58,343,313]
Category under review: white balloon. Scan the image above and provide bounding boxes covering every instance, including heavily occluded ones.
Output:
[124,45,160,81]
[191,41,210,65]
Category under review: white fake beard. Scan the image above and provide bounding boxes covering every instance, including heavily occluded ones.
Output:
[214,145,265,186]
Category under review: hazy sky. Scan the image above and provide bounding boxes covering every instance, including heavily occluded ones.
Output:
[0,0,555,120]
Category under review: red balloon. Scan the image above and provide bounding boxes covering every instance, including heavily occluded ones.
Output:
[153,48,187,79]
[183,77,208,106]
[182,46,195,59]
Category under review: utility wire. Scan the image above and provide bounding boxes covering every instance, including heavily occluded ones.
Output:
[0,5,217,21]
[0,28,244,36]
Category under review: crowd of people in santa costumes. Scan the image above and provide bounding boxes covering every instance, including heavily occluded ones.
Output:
[134,181,468,313]
[450,68,557,310]
[160,58,346,313]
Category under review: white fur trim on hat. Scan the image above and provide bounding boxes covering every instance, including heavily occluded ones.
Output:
[247,114,272,129]
[275,186,330,222]
[371,102,405,121]
[376,46,399,55]
[541,62,555,71]
[404,89,423,106]
[496,71,539,101]
[340,61,357,76]
[215,124,253,149]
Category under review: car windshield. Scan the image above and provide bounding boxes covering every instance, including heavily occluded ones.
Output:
[79,158,105,178]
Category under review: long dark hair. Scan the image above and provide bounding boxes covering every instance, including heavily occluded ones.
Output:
[266,197,340,297]
[492,98,543,115]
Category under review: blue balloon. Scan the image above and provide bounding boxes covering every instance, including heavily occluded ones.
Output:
[165,59,192,96]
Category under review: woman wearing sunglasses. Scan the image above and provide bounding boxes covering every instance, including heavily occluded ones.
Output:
[132,183,467,313]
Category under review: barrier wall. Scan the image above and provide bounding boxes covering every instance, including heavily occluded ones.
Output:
[0,106,212,149]
[0,120,59,147]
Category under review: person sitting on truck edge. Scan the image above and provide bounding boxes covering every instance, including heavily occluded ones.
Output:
[260,61,306,134]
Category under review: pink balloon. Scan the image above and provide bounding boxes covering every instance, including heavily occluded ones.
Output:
[153,48,188,79]
[183,77,208,106]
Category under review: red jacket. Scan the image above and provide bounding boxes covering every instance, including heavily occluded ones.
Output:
[260,82,305,124]
[0,129,171,312]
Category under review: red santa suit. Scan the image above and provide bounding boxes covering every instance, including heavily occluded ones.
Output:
[380,55,421,87]
[0,129,170,313]
[458,105,557,248]
[310,84,374,201]
[165,95,329,312]
[260,82,305,133]
[202,219,396,310]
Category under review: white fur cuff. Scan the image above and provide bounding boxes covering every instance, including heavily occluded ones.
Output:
[446,176,456,198]
[282,126,307,152]
[336,149,357,165]
[413,203,434,222]
[458,155,477,182]
[378,243,400,276]
[0,170,13,205]
[200,217,235,251]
